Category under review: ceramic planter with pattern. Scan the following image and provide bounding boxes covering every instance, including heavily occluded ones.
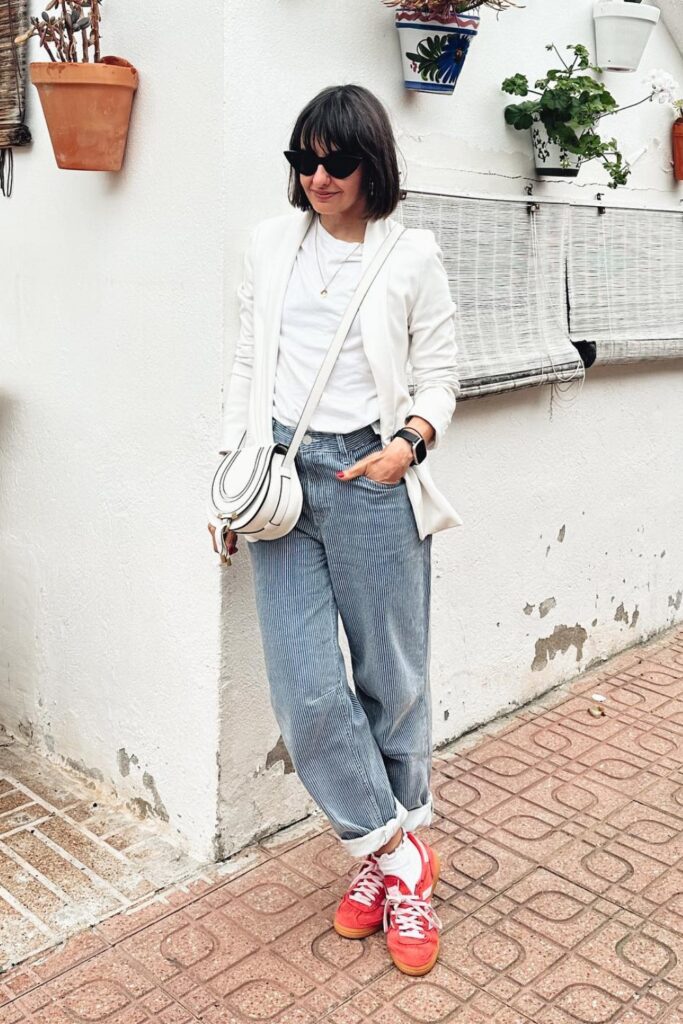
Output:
[395,7,480,94]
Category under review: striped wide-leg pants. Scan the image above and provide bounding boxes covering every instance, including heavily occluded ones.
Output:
[247,415,434,857]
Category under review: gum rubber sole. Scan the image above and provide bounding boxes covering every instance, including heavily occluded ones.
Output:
[333,919,384,939]
[389,848,442,977]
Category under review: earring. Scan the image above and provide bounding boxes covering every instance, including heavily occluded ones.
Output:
[369,179,376,197]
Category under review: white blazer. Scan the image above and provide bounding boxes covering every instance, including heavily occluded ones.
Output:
[219,208,464,540]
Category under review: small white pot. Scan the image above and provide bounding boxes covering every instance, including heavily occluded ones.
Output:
[531,122,581,179]
[594,1,660,73]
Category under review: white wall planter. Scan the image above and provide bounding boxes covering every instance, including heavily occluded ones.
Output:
[594,1,660,73]
[531,121,581,179]
[395,7,480,94]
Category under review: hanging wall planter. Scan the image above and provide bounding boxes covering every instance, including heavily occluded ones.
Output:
[382,1,518,95]
[593,1,660,73]
[673,118,683,181]
[531,120,581,179]
[29,56,138,171]
[15,0,138,172]
[395,7,480,93]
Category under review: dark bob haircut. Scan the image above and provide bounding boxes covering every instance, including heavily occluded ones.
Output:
[286,84,402,221]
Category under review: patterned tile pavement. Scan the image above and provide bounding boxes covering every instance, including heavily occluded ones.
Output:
[1,621,683,1022]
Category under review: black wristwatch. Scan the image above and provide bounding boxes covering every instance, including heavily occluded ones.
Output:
[391,427,427,465]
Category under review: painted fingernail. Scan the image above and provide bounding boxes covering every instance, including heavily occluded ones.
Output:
[336,471,345,478]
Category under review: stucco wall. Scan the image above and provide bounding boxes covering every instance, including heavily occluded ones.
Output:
[217,0,683,855]
[0,1,225,861]
[1,0,681,862]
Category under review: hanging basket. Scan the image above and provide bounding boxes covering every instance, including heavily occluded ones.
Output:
[395,7,480,94]
[531,121,581,179]
[29,55,138,171]
[673,118,683,182]
[593,1,660,73]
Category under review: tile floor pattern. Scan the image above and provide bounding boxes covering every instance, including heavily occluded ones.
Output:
[1,622,683,1021]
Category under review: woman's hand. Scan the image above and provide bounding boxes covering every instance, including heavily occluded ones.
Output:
[208,522,238,562]
[336,437,414,486]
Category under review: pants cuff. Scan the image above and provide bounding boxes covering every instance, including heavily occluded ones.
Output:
[403,793,433,833]
[337,794,433,859]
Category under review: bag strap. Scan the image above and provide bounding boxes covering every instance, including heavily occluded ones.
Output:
[281,222,405,469]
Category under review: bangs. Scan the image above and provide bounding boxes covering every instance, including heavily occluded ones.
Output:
[297,101,362,156]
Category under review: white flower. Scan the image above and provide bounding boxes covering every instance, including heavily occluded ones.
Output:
[643,68,680,105]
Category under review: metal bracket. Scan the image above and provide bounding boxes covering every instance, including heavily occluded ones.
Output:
[596,193,606,215]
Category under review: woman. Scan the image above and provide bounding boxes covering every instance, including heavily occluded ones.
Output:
[209,84,462,977]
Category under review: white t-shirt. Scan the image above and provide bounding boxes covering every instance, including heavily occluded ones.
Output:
[272,215,381,434]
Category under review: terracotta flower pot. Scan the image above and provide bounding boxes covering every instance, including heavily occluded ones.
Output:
[673,118,683,182]
[29,56,138,171]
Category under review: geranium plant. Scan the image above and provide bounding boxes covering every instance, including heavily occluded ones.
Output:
[382,0,518,11]
[14,0,101,62]
[502,44,678,188]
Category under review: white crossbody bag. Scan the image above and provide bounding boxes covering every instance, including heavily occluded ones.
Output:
[209,223,406,557]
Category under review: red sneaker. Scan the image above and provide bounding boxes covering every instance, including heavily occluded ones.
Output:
[334,855,386,939]
[381,832,442,976]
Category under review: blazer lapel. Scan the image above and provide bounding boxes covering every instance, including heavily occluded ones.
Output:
[358,214,396,443]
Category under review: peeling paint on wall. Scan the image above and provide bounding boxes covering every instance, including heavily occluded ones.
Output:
[265,735,295,775]
[532,624,588,672]
[539,597,557,619]
[669,591,682,611]
[65,757,104,783]
[523,603,534,616]
[557,525,566,543]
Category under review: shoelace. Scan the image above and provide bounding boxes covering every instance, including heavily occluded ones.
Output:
[348,857,386,907]
[383,886,443,939]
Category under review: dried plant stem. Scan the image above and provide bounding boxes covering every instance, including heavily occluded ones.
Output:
[90,0,100,61]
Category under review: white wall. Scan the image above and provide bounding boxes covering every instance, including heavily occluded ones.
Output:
[217,0,683,855]
[1,0,681,861]
[0,0,225,861]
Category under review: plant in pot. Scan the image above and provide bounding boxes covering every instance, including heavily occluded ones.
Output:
[502,44,677,187]
[382,0,520,95]
[593,0,660,74]
[14,0,138,171]
[670,97,683,181]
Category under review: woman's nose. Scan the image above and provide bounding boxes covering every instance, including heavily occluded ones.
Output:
[311,163,332,187]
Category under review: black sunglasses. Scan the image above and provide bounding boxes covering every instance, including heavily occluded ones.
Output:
[284,149,363,179]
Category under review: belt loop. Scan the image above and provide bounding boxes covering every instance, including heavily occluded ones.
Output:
[338,431,349,456]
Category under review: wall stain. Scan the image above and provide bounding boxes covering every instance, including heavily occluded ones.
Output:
[142,771,169,822]
[539,597,556,619]
[266,735,295,775]
[523,603,534,616]
[532,623,587,672]
[615,602,630,624]
[65,757,104,783]
[669,591,682,611]
[118,748,168,821]
[117,747,139,778]
[557,525,566,543]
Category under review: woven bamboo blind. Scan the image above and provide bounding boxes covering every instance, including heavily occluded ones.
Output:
[567,206,683,364]
[0,0,31,195]
[399,191,585,399]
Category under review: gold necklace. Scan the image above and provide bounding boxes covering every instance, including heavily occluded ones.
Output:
[314,216,363,297]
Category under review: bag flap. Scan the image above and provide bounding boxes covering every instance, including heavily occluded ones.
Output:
[211,444,283,518]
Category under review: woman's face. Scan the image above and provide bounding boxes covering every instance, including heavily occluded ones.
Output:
[298,137,368,219]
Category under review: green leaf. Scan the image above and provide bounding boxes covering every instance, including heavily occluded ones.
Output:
[502,73,529,96]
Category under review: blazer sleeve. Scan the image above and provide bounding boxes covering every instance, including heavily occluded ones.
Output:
[403,232,459,450]
[218,225,259,455]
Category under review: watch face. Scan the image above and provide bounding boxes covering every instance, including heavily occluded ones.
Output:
[414,438,427,463]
